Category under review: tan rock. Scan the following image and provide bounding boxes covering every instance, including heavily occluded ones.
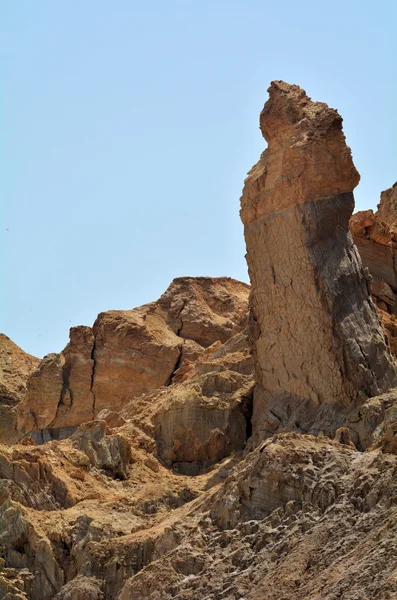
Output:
[349,184,397,356]
[15,277,249,441]
[350,206,397,296]
[377,181,397,231]
[0,335,39,444]
[240,81,396,445]
[334,426,355,448]
[158,277,249,347]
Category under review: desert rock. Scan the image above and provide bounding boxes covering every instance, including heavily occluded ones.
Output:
[240,81,396,445]
[15,277,249,442]
[2,82,397,600]
[0,335,39,445]
[350,182,397,356]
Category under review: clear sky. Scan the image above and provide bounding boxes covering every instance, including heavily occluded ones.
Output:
[1,0,396,359]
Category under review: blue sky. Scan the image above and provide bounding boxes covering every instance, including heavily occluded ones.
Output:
[1,1,396,358]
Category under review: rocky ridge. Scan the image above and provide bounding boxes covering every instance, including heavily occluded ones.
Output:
[1,82,397,600]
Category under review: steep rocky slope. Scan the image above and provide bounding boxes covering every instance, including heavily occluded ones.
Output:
[240,80,396,447]
[350,182,397,355]
[0,335,39,445]
[1,82,397,600]
[15,277,249,443]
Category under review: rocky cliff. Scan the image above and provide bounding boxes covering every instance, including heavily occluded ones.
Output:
[15,277,250,443]
[1,82,397,600]
[350,182,397,355]
[240,81,396,447]
[0,335,39,445]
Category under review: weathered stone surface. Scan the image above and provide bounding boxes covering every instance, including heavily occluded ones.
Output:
[3,83,397,600]
[71,421,131,480]
[15,277,249,441]
[152,372,253,474]
[377,181,397,231]
[350,205,397,300]
[111,325,254,475]
[349,184,397,358]
[158,277,250,347]
[0,335,39,445]
[240,81,396,445]
[54,576,104,600]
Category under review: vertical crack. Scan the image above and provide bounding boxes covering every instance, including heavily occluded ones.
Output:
[90,336,97,418]
[48,359,74,428]
[166,342,184,386]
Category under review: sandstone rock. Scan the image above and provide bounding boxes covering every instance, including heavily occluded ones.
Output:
[15,277,249,442]
[4,83,397,600]
[97,409,126,428]
[54,576,104,600]
[0,335,39,445]
[377,181,397,231]
[157,277,250,347]
[350,207,397,300]
[240,81,396,445]
[113,327,254,475]
[349,184,397,358]
[71,421,131,480]
[152,372,253,475]
[334,426,355,448]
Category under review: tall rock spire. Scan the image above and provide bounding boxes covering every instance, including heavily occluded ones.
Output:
[241,81,396,445]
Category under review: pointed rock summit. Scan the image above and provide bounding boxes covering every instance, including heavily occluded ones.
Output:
[241,81,396,445]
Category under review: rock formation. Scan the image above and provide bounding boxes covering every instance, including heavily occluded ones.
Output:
[15,277,249,442]
[240,81,396,445]
[350,182,397,355]
[2,82,397,600]
[0,335,39,445]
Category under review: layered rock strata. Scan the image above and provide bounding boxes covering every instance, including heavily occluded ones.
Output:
[240,81,396,445]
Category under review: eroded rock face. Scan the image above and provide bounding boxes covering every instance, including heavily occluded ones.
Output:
[241,81,396,445]
[116,328,254,475]
[0,335,39,445]
[350,200,397,311]
[158,277,250,347]
[350,183,397,356]
[3,82,397,600]
[15,277,249,441]
[377,182,397,231]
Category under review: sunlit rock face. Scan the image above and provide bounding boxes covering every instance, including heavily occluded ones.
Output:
[241,81,396,445]
[14,277,250,441]
[0,334,40,444]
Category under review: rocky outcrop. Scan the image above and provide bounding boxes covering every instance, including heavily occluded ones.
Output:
[3,82,397,600]
[0,335,39,445]
[15,277,249,442]
[350,183,397,356]
[157,277,250,347]
[350,196,397,312]
[107,324,254,475]
[377,181,397,231]
[240,81,396,445]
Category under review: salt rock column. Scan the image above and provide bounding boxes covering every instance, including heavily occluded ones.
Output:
[240,81,396,443]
